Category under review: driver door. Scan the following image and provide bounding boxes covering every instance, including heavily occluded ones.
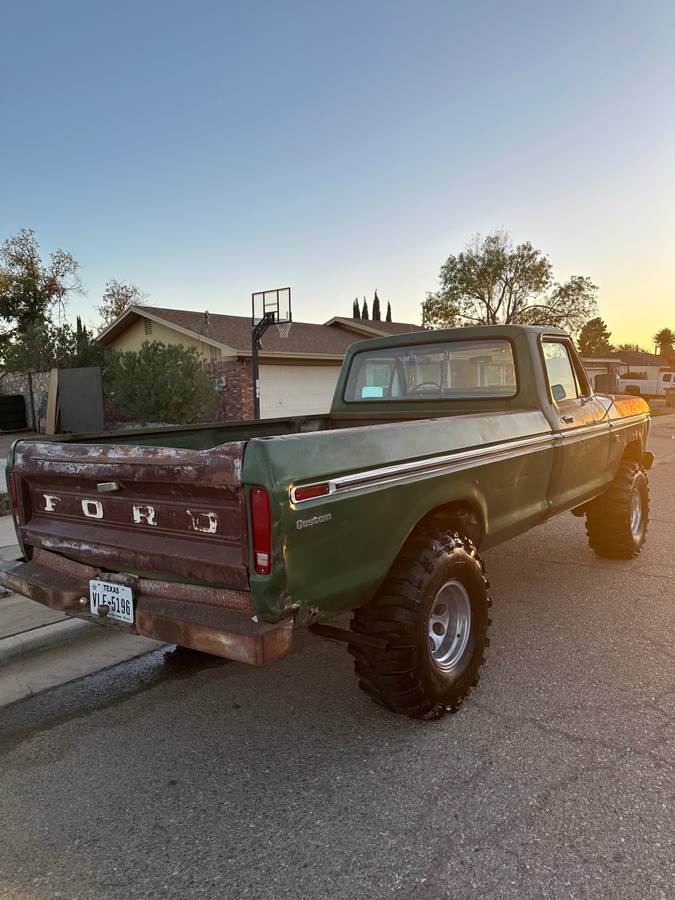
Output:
[542,339,611,511]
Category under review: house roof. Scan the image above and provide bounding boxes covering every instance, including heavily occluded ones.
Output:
[581,349,673,370]
[97,305,424,360]
[324,316,426,337]
[608,350,669,367]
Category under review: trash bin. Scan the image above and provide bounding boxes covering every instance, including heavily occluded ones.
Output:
[0,394,27,431]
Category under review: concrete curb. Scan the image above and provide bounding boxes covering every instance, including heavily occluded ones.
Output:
[0,617,94,666]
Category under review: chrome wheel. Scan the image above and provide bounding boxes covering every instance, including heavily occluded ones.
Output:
[630,488,643,537]
[427,579,472,672]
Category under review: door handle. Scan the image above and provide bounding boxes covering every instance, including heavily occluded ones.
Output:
[561,416,574,424]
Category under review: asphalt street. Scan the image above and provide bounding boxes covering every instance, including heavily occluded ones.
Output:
[0,431,673,899]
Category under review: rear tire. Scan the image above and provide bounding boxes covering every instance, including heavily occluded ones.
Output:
[349,529,490,720]
[585,459,649,559]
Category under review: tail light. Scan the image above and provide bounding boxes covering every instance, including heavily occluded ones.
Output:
[249,486,272,575]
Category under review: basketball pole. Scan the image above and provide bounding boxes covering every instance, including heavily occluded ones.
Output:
[251,312,276,420]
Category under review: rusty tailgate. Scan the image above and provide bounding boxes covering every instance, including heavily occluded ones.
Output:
[10,440,250,589]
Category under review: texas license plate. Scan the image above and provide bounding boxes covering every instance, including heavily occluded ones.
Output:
[89,580,134,624]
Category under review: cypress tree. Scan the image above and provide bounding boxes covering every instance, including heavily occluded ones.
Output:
[372,290,381,321]
[386,301,392,322]
[361,298,369,320]
[352,298,360,319]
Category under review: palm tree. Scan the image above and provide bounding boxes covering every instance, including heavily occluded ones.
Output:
[653,327,675,357]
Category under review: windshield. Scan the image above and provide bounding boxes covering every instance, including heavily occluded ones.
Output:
[344,339,517,401]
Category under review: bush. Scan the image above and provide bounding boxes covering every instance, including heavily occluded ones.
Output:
[105,341,219,424]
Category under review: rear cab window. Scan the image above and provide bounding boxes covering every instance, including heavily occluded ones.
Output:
[344,339,517,402]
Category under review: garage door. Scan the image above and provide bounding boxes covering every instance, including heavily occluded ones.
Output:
[259,365,341,418]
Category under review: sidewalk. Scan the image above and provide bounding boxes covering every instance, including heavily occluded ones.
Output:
[0,515,163,707]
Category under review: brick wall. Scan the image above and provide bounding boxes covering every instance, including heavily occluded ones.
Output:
[209,358,253,421]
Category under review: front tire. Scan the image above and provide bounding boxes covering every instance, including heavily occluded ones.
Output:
[349,529,491,720]
[585,459,649,559]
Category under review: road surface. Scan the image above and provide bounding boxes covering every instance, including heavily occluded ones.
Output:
[0,421,673,899]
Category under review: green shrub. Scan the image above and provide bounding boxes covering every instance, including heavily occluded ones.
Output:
[105,341,219,423]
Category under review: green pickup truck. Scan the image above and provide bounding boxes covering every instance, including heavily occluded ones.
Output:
[1,325,653,719]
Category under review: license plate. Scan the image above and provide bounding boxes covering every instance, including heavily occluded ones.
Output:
[89,580,134,624]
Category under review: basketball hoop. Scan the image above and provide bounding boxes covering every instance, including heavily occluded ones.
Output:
[251,286,293,419]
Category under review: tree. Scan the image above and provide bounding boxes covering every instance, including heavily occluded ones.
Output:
[71,316,107,367]
[372,290,381,321]
[421,230,597,336]
[105,341,218,423]
[352,298,360,319]
[653,327,675,358]
[98,279,147,328]
[0,228,81,357]
[578,317,613,357]
[1,315,106,373]
[386,301,392,322]
[615,343,645,354]
[361,297,369,320]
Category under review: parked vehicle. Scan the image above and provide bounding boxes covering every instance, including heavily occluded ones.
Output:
[619,370,675,397]
[1,325,654,719]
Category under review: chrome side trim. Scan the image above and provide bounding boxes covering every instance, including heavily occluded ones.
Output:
[559,422,611,444]
[289,414,649,506]
[290,432,556,505]
[610,413,650,429]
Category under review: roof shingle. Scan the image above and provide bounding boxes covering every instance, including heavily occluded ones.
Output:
[103,305,424,358]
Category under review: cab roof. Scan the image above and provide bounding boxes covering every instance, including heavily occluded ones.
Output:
[344,323,568,353]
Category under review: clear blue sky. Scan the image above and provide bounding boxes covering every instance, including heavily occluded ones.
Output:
[1,0,673,346]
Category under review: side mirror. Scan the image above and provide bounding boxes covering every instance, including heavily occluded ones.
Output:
[551,384,567,402]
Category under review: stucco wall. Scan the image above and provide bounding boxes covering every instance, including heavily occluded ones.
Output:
[108,315,228,362]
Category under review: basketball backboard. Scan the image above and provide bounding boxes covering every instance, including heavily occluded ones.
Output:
[252,287,292,325]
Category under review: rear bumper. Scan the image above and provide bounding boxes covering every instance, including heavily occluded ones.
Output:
[0,549,293,667]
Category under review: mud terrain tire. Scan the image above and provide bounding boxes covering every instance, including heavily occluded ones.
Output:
[349,529,490,720]
[585,459,649,559]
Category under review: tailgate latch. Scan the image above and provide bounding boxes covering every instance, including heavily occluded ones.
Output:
[97,482,121,492]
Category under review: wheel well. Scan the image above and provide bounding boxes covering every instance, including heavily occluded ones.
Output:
[622,439,643,462]
[417,500,484,547]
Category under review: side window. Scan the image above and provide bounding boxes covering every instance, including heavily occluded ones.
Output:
[664,374,672,383]
[543,342,579,402]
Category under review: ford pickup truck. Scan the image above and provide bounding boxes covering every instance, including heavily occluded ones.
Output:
[1,325,654,719]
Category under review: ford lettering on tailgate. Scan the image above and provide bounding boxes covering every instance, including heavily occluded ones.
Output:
[39,492,219,534]
[10,439,249,588]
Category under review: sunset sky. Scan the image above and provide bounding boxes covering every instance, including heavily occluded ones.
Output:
[1,0,673,348]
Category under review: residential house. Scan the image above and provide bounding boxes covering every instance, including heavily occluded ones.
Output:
[97,306,423,419]
[581,349,672,385]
